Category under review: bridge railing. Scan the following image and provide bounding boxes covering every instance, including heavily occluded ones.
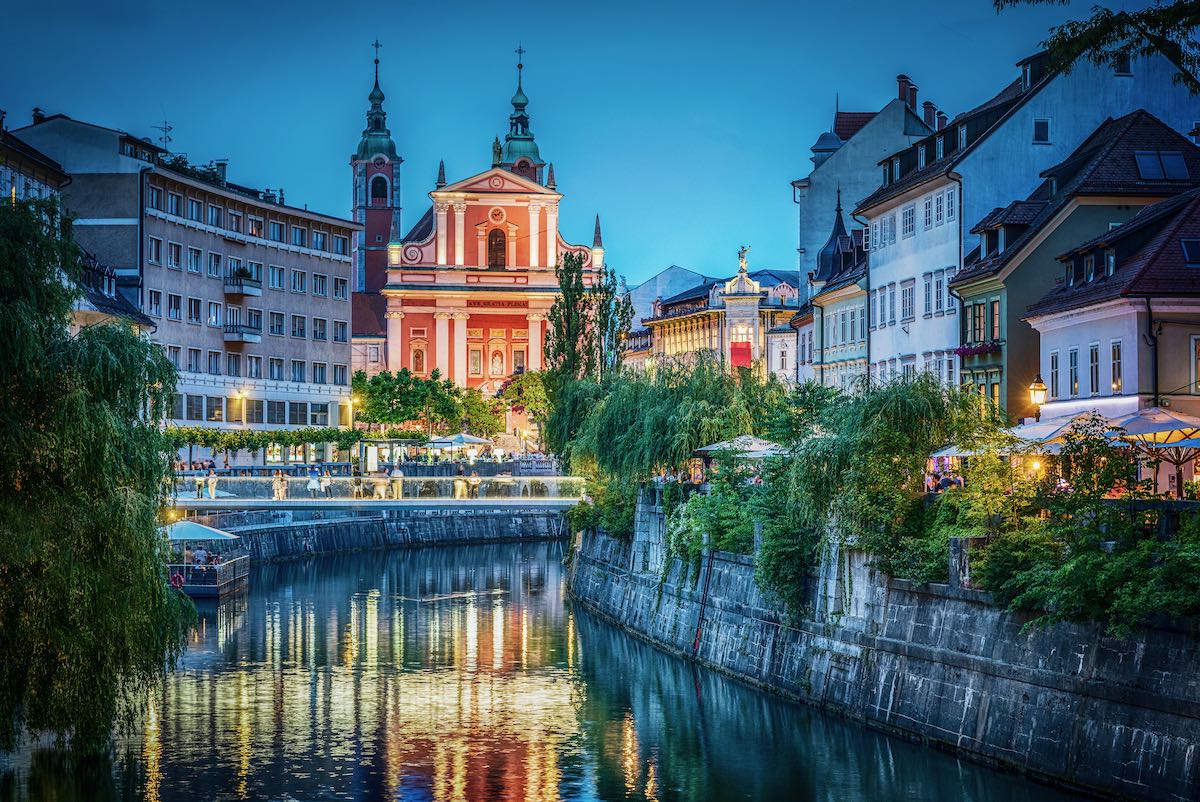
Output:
[172,475,586,501]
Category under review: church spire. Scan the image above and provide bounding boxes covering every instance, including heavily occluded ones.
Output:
[356,41,397,161]
[546,162,556,190]
[436,159,446,188]
[498,45,543,181]
[593,214,603,248]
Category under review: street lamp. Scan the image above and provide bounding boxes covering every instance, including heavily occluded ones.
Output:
[1028,375,1048,422]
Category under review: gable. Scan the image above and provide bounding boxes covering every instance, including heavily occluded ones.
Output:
[436,167,557,197]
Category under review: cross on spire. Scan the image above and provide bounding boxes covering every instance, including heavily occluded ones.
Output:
[515,44,525,67]
[372,39,382,81]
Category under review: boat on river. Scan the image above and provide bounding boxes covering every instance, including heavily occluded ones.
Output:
[161,519,250,598]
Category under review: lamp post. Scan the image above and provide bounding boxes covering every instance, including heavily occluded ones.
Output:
[1028,375,1048,422]
[350,395,365,473]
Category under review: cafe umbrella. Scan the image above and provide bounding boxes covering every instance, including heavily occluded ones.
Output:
[1106,407,1200,498]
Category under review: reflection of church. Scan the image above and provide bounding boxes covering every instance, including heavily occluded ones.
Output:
[350,49,605,395]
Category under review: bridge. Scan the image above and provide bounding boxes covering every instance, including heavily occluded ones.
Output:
[170,497,580,512]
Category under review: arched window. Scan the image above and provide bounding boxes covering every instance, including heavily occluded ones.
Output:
[370,175,387,205]
[412,348,425,374]
[487,229,506,268]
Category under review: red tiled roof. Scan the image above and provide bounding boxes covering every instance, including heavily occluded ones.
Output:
[833,111,876,142]
[352,292,387,337]
[1025,188,1200,318]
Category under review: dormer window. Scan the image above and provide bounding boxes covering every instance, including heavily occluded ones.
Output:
[917,146,926,170]
[935,137,944,160]
[1105,248,1116,276]
[1048,177,1058,195]
[997,226,1006,253]
[1021,63,1032,90]
[891,157,900,181]
[958,126,968,151]
[1182,239,1200,266]
[1084,254,1095,282]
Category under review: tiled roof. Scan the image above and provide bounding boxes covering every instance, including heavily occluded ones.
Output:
[352,292,387,337]
[658,269,797,308]
[953,111,1200,286]
[813,258,867,299]
[855,76,1034,213]
[402,206,434,243]
[834,111,876,142]
[1025,188,1200,318]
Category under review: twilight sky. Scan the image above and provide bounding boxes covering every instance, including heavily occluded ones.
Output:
[3,0,1114,284]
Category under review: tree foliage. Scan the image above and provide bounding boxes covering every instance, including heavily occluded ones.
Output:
[543,253,633,382]
[349,368,503,438]
[995,0,1200,93]
[0,197,193,752]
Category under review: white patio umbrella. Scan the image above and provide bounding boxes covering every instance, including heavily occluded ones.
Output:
[159,520,240,542]
[427,432,493,448]
[695,435,780,459]
[1107,407,1200,497]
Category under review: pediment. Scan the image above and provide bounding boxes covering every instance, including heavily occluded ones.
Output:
[435,167,558,198]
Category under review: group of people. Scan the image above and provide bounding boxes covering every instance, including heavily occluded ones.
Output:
[193,467,219,499]
[926,472,966,493]
[269,467,336,499]
[180,544,222,566]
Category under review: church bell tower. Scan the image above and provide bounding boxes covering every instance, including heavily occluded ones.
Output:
[351,41,402,293]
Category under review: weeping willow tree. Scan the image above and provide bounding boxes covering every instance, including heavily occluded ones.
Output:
[0,197,193,753]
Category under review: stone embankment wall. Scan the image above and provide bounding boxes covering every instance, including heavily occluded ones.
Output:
[193,508,565,561]
[567,491,1200,802]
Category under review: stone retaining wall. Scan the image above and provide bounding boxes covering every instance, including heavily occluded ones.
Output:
[566,493,1200,801]
[194,508,565,561]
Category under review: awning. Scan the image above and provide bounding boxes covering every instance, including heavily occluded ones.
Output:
[427,432,493,448]
[695,435,781,458]
[159,520,240,542]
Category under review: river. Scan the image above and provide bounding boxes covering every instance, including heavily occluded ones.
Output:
[0,542,1086,801]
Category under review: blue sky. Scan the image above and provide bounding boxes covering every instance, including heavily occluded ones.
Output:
[3,0,1107,284]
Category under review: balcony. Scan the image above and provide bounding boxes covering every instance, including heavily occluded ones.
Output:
[223,273,262,298]
[223,322,262,344]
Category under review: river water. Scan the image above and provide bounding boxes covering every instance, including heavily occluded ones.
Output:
[1,542,1085,802]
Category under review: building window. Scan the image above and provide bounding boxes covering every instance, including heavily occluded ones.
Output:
[1134,150,1190,180]
[312,274,328,296]
[990,299,1001,340]
[245,308,261,331]
[945,188,956,222]
[291,270,306,293]
[247,355,262,379]
[208,253,222,278]
[958,125,968,150]
[291,226,307,247]
[1068,348,1079,397]
[166,346,180,369]
[267,400,286,425]
[290,360,306,383]
[166,242,181,269]
[166,193,181,216]
[901,205,915,238]
[312,362,327,384]
[469,348,483,376]
[207,351,221,375]
[185,198,202,221]
[891,157,900,181]
[901,284,915,321]
[1105,248,1116,276]
[971,303,986,342]
[368,346,380,364]
[312,231,327,251]
[227,353,241,377]
[334,235,349,255]
[888,284,896,324]
[147,185,163,211]
[187,348,201,373]
[207,302,222,327]
[147,237,162,264]
[291,315,306,338]
[923,197,933,229]
[1089,343,1101,395]
[288,401,308,425]
[487,229,506,268]
[268,265,285,289]
[187,297,201,324]
[245,399,264,424]
[312,318,327,341]
[333,320,348,343]
[935,194,944,226]
[923,275,932,316]
[269,358,284,381]
[333,277,349,300]
[917,147,926,170]
[310,402,329,426]
[147,290,162,316]
[370,175,388,203]
[333,364,348,386]
[228,211,242,233]
[935,136,944,160]
[186,394,204,420]
[269,312,285,336]
[247,216,264,237]
[207,205,222,228]
[187,247,202,273]
[1084,254,1095,282]
[1111,341,1123,394]
[1033,118,1051,144]
[269,221,284,242]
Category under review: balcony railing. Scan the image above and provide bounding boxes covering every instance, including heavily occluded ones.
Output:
[223,322,263,343]
[223,273,263,297]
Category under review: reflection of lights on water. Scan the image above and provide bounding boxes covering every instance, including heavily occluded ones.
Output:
[646,756,660,802]
[521,609,529,670]
[567,612,575,669]
[366,590,379,668]
[142,697,162,802]
[492,597,504,670]
[465,595,478,671]
[236,671,251,800]
[622,713,639,797]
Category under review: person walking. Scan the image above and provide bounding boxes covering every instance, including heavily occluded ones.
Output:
[389,463,404,499]
[351,465,364,499]
[194,471,204,499]
[321,467,333,499]
[271,469,284,500]
[206,467,218,500]
[306,464,321,499]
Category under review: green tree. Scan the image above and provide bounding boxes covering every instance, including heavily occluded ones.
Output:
[593,266,634,381]
[451,387,505,438]
[995,0,1200,94]
[496,370,552,448]
[544,252,594,380]
[0,197,193,752]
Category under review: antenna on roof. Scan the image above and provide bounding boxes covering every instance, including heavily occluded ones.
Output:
[833,93,839,132]
[152,120,173,148]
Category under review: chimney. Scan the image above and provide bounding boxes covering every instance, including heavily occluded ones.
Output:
[922,101,936,128]
[936,111,947,131]
[213,159,228,182]
[31,107,45,124]
[278,188,285,206]
[896,75,911,105]
[908,83,918,110]
[262,189,277,204]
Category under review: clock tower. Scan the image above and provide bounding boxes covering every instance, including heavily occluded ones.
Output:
[351,43,401,294]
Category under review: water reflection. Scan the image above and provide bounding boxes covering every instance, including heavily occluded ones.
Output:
[1,542,1084,801]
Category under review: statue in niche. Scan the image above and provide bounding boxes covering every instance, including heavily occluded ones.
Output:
[490,351,504,374]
